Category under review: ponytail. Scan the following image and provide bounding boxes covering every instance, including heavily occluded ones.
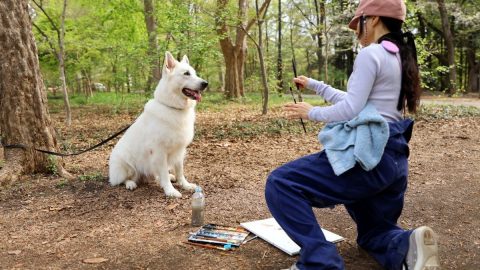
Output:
[378,17,421,113]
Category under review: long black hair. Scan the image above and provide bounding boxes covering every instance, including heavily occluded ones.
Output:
[378,17,421,113]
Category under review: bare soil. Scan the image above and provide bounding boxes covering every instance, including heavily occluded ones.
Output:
[1,104,479,270]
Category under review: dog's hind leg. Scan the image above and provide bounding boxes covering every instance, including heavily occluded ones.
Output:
[109,157,138,190]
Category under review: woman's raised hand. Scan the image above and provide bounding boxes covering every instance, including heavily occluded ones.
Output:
[293,76,309,89]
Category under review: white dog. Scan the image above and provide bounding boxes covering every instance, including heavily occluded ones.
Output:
[109,52,208,198]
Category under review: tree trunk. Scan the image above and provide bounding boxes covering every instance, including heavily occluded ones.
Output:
[255,0,270,115]
[58,0,71,125]
[276,0,284,93]
[143,0,161,92]
[0,0,70,183]
[314,0,324,77]
[436,0,457,96]
[466,36,479,94]
[216,0,270,99]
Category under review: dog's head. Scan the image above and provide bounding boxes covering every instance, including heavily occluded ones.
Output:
[154,52,208,109]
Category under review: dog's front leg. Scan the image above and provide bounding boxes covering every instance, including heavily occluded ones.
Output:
[173,159,197,191]
[154,156,182,198]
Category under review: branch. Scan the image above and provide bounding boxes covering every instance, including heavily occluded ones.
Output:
[292,2,317,28]
[418,13,444,38]
[31,0,60,33]
[32,22,58,58]
[245,0,271,32]
[240,25,259,49]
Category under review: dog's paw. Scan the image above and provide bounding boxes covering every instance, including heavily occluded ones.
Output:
[125,180,137,190]
[181,182,197,191]
[164,188,182,198]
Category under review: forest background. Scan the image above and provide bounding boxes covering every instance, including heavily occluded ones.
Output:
[31,0,480,123]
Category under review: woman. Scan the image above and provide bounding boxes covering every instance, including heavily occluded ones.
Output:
[264,0,440,269]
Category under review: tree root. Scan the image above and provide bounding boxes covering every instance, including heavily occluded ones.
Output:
[0,162,22,186]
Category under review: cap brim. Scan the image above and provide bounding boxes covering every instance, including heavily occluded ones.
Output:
[348,16,359,31]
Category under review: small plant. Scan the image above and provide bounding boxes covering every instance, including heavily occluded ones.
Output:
[79,172,104,182]
[56,179,68,188]
[46,155,58,175]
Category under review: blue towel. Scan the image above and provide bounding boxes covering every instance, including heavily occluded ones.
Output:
[318,103,389,176]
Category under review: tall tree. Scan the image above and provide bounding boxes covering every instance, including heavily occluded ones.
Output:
[143,0,161,91]
[0,0,70,183]
[254,0,272,114]
[32,0,72,125]
[216,0,270,99]
[277,0,284,92]
[436,0,457,95]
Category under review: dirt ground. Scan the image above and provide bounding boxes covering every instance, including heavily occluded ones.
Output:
[1,101,479,270]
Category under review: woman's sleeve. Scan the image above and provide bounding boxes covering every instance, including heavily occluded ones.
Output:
[308,47,380,123]
[306,79,346,104]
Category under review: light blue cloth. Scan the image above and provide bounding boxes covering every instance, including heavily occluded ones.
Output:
[318,103,389,176]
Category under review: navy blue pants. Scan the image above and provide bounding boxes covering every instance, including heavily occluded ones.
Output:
[265,119,414,270]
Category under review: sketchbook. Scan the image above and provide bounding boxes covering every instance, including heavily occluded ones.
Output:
[241,217,344,256]
[188,224,250,247]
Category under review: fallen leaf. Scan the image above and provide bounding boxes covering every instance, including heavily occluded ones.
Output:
[166,203,179,211]
[83,257,108,264]
[8,250,21,255]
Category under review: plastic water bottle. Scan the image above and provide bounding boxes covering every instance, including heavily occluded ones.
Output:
[191,186,205,226]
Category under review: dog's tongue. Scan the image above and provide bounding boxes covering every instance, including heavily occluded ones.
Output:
[194,92,202,102]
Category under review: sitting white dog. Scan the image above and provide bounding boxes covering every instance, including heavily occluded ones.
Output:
[109,52,207,198]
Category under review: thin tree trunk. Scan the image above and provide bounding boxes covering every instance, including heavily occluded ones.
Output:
[143,0,161,92]
[313,0,324,77]
[255,0,270,115]
[466,36,479,94]
[58,0,71,125]
[31,0,72,125]
[0,0,71,183]
[277,0,284,93]
[436,0,457,96]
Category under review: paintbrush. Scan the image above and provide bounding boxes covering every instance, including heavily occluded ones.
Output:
[184,241,233,251]
[291,58,307,133]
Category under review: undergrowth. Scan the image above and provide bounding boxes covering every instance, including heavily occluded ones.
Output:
[48,92,480,140]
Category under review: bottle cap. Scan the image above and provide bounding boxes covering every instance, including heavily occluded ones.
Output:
[195,186,202,193]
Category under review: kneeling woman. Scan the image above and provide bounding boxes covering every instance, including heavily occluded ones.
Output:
[265,0,440,269]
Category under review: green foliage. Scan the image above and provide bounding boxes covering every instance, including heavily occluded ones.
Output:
[416,104,480,120]
[56,179,69,188]
[32,0,479,112]
[79,171,104,182]
[48,92,148,114]
[46,155,58,175]
[196,117,320,140]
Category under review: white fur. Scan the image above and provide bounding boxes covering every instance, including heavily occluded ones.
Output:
[109,52,207,198]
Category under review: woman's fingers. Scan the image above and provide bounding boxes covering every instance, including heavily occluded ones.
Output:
[283,102,312,119]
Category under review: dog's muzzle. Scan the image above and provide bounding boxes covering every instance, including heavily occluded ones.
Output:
[182,80,208,102]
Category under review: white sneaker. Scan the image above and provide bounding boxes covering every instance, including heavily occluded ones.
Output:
[404,226,440,270]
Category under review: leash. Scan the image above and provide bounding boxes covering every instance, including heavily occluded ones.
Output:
[2,124,131,157]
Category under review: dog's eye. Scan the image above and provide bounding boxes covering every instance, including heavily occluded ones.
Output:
[184,71,191,76]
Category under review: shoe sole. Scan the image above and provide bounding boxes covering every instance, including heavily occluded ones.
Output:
[408,226,440,270]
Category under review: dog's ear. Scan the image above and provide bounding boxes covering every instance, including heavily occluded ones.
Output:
[181,55,189,65]
[163,51,177,74]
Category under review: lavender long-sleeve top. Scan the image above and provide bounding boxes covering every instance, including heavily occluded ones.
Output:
[307,43,402,123]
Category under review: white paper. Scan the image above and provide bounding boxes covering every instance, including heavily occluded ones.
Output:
[241,217,344,256]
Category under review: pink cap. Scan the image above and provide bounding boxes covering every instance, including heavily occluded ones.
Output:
[348,0,406,30]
